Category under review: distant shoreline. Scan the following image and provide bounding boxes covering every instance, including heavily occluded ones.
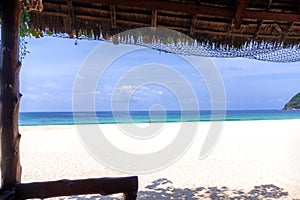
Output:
[18,118,300,127]
[18,110,300,126]
[283,108,300,110]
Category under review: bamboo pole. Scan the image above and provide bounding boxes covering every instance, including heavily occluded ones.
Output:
[0,0,22,189]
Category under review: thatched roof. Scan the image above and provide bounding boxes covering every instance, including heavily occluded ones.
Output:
[27,0,300,47]
[1,0,299,61]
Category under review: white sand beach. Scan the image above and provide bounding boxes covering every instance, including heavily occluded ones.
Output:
[19,120,300,199]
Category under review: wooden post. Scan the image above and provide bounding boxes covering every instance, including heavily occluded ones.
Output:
[0,0,22,189]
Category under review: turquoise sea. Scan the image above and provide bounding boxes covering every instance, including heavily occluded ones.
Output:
[19,110,300,126]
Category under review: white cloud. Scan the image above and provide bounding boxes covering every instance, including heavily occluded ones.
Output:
[26,87,36,91]
[131,86,164,101]
[40,81,62,89]
[110,85,164,102]
[118,85,136,94]
[24,92,56,102]
[112,85,137,101]
[24,81,62,92]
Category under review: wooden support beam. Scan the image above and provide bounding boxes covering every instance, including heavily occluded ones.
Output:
[190,14,197,37]
[254,20,264,38]
[227,0,237,9]
[63,17,71,34]
[76,15,148,27]
[15,177,138,199]
[231,0,251,30]
[66,0,75,34]
[0,0,22,189]
[40,11,149,27]
[41,11,68,17]
[193,29,299,40]
[267,0,272,9]
[227,0,237,35]
[36,10,299,40]
[243,11,299,22]
[42,0,300,22]
[273,23,282,33]
[67,0,75,21]
[37,11,299,40]
[73,0,235,17]
[282,22,296,42]
[151,10,157,27]
[110,5,117,28]
[43,1,300,23]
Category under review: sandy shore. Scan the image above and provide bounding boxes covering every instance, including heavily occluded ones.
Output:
[18,120,300,199]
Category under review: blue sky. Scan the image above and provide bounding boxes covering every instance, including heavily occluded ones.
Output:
[20,36,300,112]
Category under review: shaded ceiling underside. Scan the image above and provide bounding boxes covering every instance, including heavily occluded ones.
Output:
[16,0,300,61]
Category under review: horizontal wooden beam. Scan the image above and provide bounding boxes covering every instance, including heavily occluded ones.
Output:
[42,1,300,23]
[37,11,299,40]
[72,0,233,17]
[68,0,300,22]
[244,10,300,22]
[43,2,153,20]
[40,11,67,17]
[39,9,299,30]
[15,176,138,199]
[39,11,150,27]
[40,11,109,22]
[196,29,299,40]
[159,25,299,40]
[76,15,149,27]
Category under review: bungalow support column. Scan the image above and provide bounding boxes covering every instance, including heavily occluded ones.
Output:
[0,0,22,189]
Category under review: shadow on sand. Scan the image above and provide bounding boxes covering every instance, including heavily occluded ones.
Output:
[63,178,290,200]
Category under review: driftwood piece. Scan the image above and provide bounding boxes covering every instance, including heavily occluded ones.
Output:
[0,0,22,189]
[15,176,138,199]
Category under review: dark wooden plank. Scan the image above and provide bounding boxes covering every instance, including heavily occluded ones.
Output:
[254,20,264,38]
[66,0,76,34]
[69,0,300,22]
[231,0,251,29]
[244,11,299,22]
[0,188,15,200]
[72,0,234,17]
[33,10,300,41]
[110,5,117,28]
[282,22,296,42]
[189,14,197,37]
[15,176,138,199]
[151,10,158,27]
[41,0,300,23]
[0,0,22,189]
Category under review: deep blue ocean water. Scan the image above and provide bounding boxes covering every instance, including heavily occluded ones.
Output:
[19,110,300,126]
